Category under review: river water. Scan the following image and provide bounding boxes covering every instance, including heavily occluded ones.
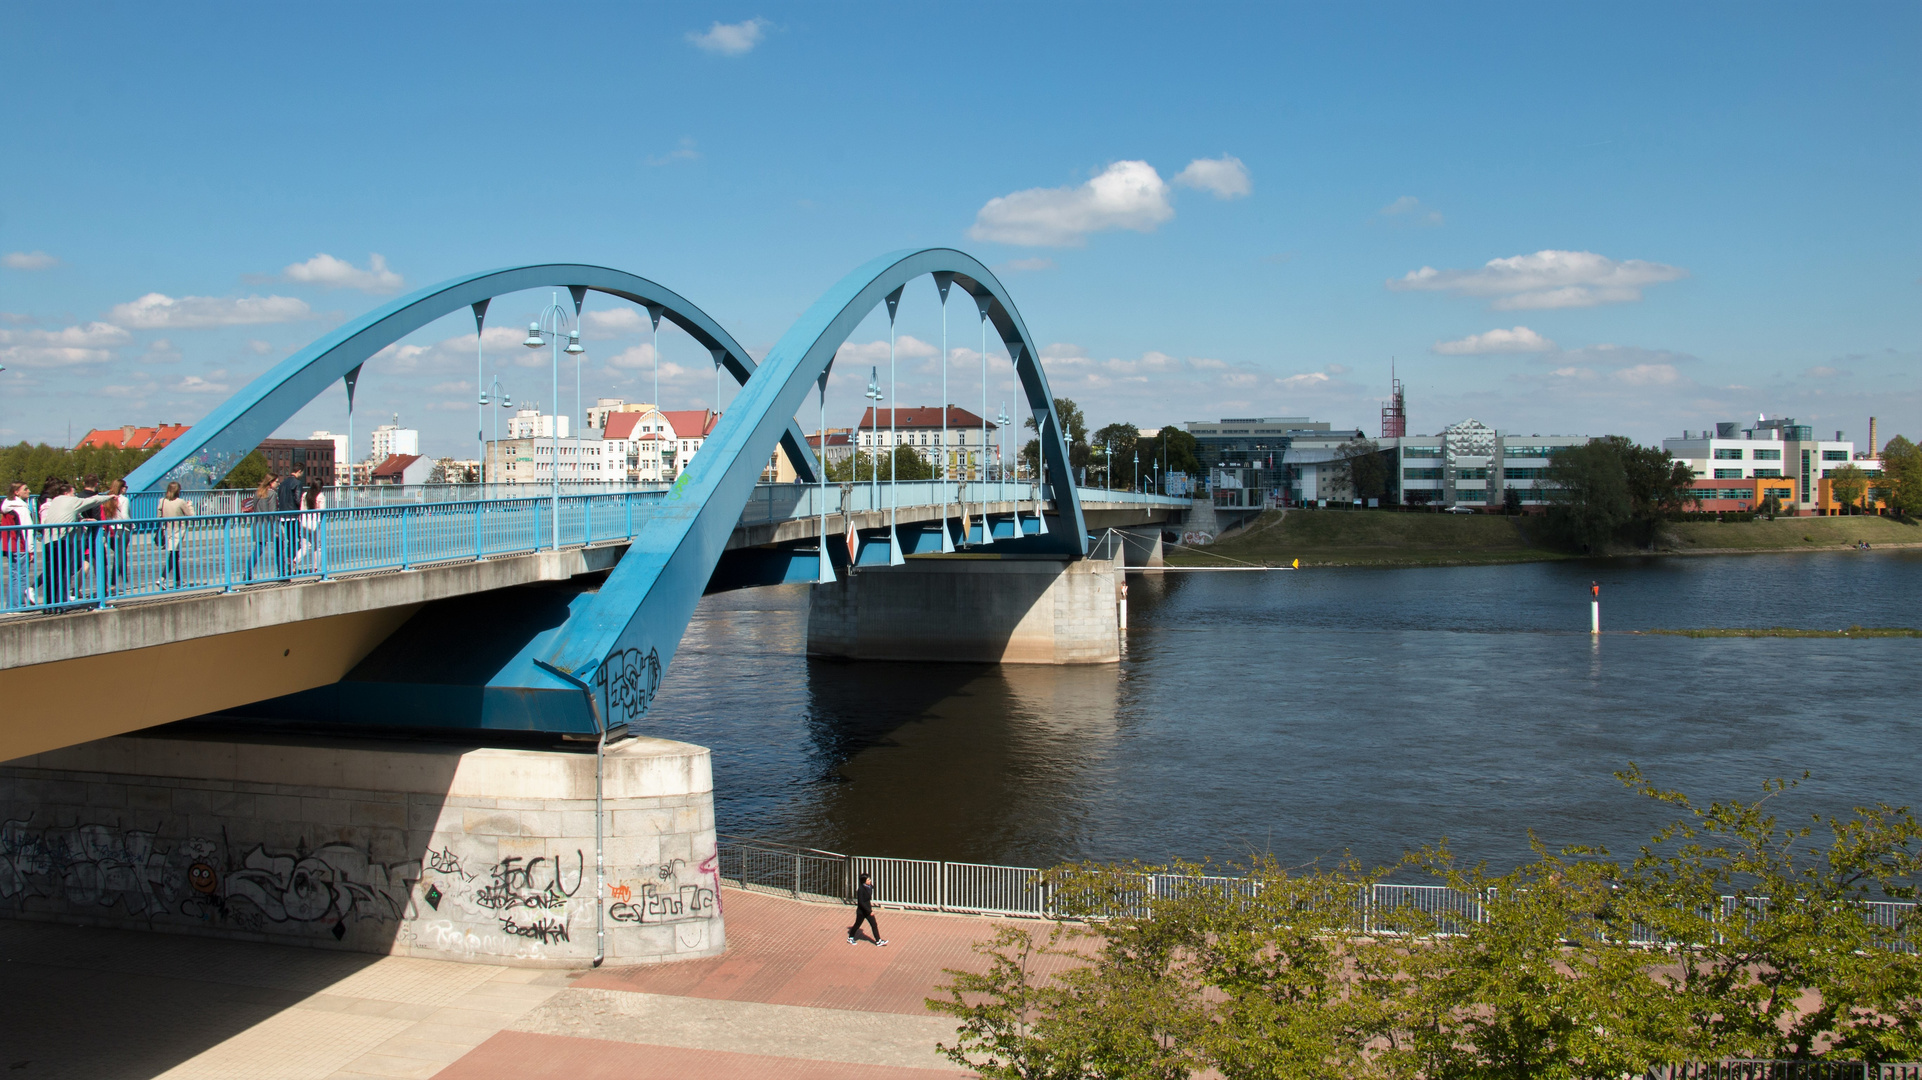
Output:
[643,550,1922,873]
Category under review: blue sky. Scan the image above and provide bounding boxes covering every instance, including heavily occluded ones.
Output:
[2,2,1916,458]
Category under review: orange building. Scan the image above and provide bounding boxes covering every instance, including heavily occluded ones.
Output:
[1813,471,1889,516]
[1685,476,1797,512]
[75,423,191,450]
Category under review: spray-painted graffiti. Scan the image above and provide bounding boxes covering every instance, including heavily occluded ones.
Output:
[425,847,474,882]
[221,842,413,926]
[595,646,661,729]
[472,852,583,912]
[0,818,176,917]
[500,915,570,944]
[607,853,720,924]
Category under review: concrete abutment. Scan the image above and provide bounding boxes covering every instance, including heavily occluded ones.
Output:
[0,732,724,967]
[806,556,1121,664]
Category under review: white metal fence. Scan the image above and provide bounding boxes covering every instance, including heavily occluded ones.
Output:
[714,836,1917,949]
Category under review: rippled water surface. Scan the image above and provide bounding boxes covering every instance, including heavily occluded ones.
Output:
[642,549,1922,871]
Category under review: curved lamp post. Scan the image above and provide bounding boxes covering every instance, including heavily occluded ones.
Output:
[479,377,513,488]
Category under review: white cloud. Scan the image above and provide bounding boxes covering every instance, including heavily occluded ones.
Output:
[606,343,659,370]
[174,373,231,394]
[1615,363,1681,387]
[1803,365,1848,379]
[1279,371,1331,389]
[108,293,313,329]
[835,334,941,365]
[1388,250,1687,310]
[245,339,274,355]
[1173,156,1252,199]
[283,253,404,292]
[969,161,1175,247]
[647,137,702,166]
[1432,326,1557,355]
[997,257,1056,274]
[688,18,768,56]
[3,251,58,270]
[583,307,650,339]
[0,321,130,367]
[1377,195,1443,227]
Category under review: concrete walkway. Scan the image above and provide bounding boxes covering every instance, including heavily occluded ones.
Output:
[0,887,1082,1079]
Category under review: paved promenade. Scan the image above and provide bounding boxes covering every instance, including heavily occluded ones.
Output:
[0,887,1081,1079]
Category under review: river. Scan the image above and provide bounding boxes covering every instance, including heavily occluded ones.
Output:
[642,549,1922,873]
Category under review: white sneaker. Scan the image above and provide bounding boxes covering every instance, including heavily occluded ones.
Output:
[847,935,856,944]
[875,939,889,946]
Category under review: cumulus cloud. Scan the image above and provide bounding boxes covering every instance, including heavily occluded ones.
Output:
[835,335,941,366]
[0,322,130,367]
[174,373,231,394]
[583,307,651,339]
[969,161,1175,247]
[1432,326,1557,355]
[1377,196,1443,227]
[245,339,274,355]
[373,326,525,372]
[3,251,58,270]
[1388,250,1687,310]
[108,293,313,329]
[688,17,768,55]
[283,253,404,292]
[1173,156,1252,199]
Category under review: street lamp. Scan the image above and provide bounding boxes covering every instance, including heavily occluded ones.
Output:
[863,367,883,509]
[479,377,513,488]
[996,403,1011,506]
[522,293,584,549]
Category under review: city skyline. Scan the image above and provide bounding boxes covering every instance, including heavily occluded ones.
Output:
[2,3,1916,458]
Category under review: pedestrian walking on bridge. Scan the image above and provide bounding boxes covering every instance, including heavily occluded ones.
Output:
[847,872,887,946]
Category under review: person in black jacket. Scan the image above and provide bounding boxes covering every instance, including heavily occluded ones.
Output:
[275,464,306,576]
[847,872,887,946]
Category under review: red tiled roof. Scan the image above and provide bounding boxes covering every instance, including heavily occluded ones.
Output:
[855,406,992,430]
[371,453,422,478]
[805,432,852,448]
[75,424,192,450]
[602,411,658,439]
[663,409,718,438]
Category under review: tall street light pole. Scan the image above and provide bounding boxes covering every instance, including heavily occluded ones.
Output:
[524,292,584,550]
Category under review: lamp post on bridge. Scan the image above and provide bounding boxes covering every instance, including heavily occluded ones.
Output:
[863,367,883,512]
[478,377,512,488]
[523,293,585,550]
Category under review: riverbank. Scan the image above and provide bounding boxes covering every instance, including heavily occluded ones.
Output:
[1164,509,1921,568]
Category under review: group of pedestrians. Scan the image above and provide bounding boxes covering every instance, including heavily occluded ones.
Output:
[0,464,329,609]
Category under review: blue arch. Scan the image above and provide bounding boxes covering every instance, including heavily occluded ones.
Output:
[123,264,817,493]
[529,248,1087,729]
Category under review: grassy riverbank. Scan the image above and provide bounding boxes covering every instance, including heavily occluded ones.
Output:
[1163,509,1920,568]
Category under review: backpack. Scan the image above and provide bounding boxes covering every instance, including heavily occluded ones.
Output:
[0,507,23,553]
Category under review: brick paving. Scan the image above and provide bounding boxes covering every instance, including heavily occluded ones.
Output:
[1,887,1086,1079]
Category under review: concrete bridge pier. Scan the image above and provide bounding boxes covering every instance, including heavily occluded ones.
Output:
[0,733,725,968]
[806,556,1121,664]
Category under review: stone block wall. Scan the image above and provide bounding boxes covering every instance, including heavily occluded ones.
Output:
[808,557,1119,664]
[0,734,724,967]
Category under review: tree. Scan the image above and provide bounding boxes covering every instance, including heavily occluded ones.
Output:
[1334,438,1388,503]
[1021,398,1091,480]
[1502,486,1523,516]
[216,450,270,490]
[1829,463,1868,514]
[1614,437,1696,524]
[1091,422,1139,490]
[1879,435,1921,518]
[826,445,933,483]
[0,442,158,493]
[1544,441,1632,552]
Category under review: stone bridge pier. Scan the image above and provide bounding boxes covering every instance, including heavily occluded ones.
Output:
[806,555,1124,664]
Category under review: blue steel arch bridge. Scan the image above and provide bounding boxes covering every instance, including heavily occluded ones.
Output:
[0,250,1193,761]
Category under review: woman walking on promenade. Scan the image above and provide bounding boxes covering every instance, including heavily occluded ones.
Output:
[296,481,325,570]
[244,476,278,582]
[1,481,35,608]
[847,872,888,946]
[158,481,195,588]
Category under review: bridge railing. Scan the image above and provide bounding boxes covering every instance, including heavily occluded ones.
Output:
[126,481,666,519]
[0,491,671,615]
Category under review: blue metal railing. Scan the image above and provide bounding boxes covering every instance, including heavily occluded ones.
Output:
[1,483,1186,616]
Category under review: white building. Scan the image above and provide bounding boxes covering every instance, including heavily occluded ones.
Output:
[585,398,655,432]
[506,408,570,440]
[1662,415,1854,512]
[854,406,999,479]
[310,430,350,468]
[483,435,609,484]
[1382,421,1593,507]
[369,418,420,462]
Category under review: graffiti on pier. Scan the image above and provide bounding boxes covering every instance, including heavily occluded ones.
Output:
[500,915,570,944]
[0,818,176,917]
[425,847,474,882]
[472,852,583,912]
[607,853,720,924]
[595,646,661,729]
